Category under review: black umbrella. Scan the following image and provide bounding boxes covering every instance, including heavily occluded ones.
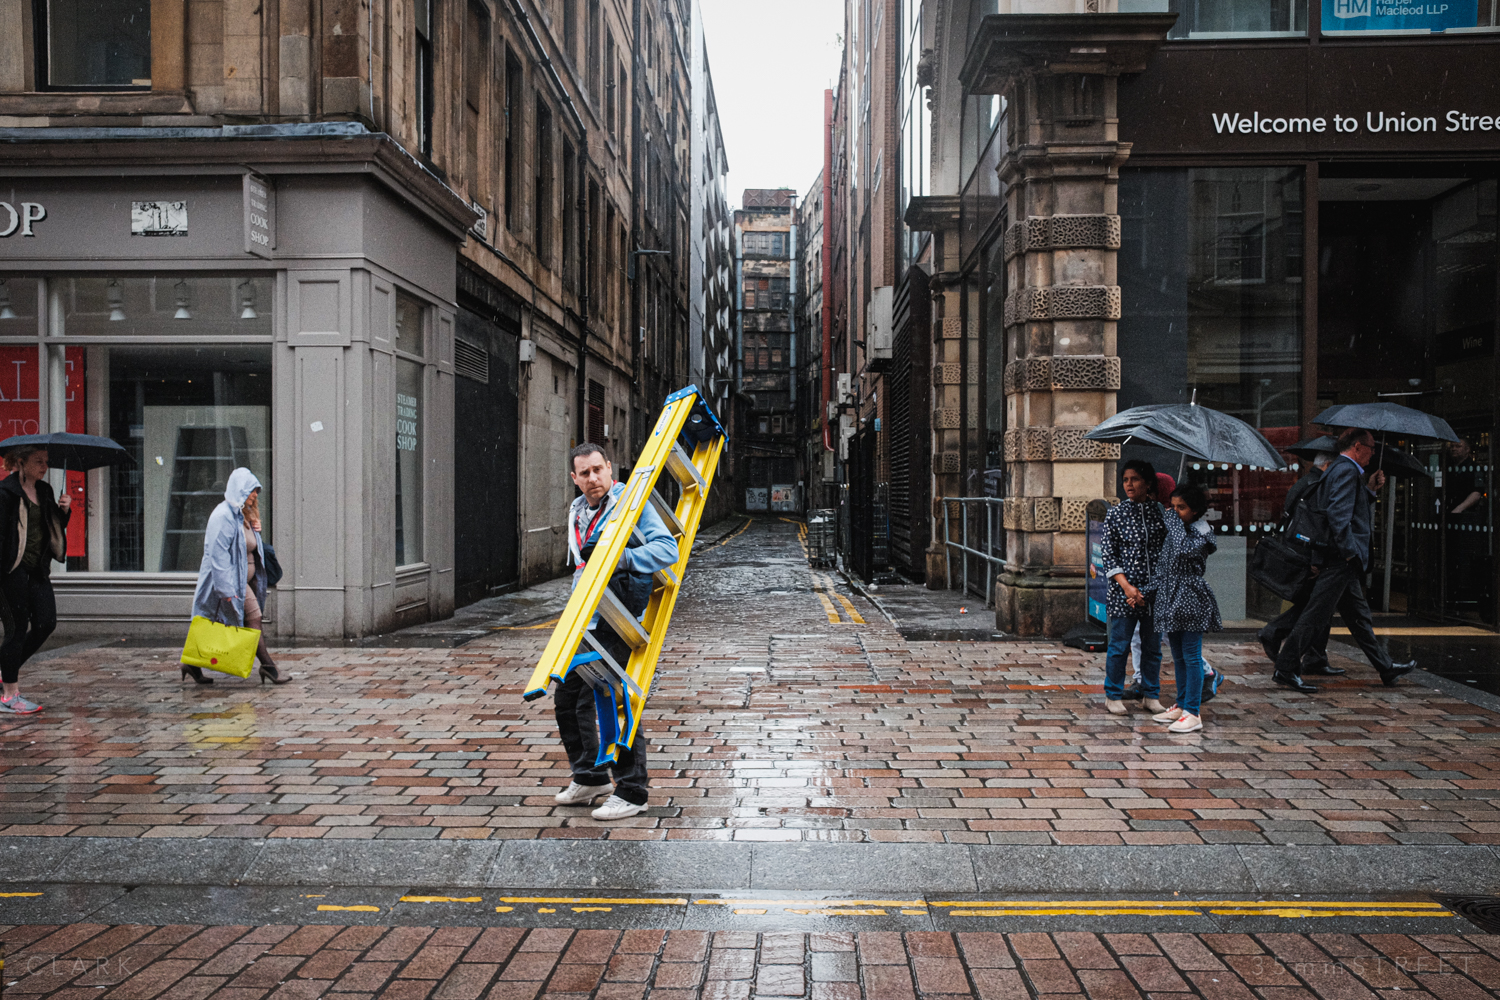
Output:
[1313,402,1460,443]
[1287,434,1430,479]
[1085,403,1287,469]
[0,432,134,471]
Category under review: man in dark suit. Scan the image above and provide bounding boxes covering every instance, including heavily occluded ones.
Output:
[1272,427,1417,691]
[1259,452,1340,676]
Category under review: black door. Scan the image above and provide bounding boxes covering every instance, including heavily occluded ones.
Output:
[848,426,876,581]
[454,307,521,606]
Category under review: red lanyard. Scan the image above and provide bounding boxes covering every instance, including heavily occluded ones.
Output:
[575,503,608,560]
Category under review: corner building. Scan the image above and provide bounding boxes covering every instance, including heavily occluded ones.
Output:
[904,0,1500,635]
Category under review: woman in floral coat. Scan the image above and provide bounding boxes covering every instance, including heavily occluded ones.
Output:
[1098,460,1168,716]
[1143,483,1222,733]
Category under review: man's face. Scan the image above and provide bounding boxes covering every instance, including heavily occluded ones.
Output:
[570,452,614,505]
[1347,436,1375,466]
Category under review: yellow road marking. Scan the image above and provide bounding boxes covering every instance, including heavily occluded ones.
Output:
[400,896,482,903]
[1211,908,1450,919]
[538,907,556,913]
[572,907,612,912]
[786,908,887,916]
[699,905,930,911]
[712,518,754,548]
[494,907,514,913]
[816,591,841,623]
[498,896,689,906]
[950,908,1205,917]
[901,909,928,915]
[834,593,866,624]
[0,892,43,898]
[931,899,1446,910]
[493,617,560,631]
[317,905,380,912]
[735,908,768,915]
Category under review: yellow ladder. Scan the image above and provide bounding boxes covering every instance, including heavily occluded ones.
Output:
[523,386,727,762]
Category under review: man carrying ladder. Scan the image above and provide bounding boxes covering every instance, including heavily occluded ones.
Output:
[553,442,680,821]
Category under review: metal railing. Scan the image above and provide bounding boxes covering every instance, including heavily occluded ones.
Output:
[940,496,1006,605]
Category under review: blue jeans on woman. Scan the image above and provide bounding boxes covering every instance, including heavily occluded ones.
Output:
[1167,631,1205,716]
[1106,616,1159,701]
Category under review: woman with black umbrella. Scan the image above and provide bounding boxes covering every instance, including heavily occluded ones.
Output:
[0,446,71,714]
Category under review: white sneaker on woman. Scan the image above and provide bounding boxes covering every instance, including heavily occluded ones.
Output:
[591,795,646,821]
[554,781,612,805]
[1152,706,1183,723]
[1168,713,1203,733]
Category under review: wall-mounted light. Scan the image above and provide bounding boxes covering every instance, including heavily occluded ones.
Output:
[0,280,15,321]
[173,279,192,320]
[107,279,127,321]
[238,280,258,320]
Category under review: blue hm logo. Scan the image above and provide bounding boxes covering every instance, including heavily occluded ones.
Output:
[1333,0,1371,16]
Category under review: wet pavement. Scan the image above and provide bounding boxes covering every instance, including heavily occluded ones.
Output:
[3,515,1500,989]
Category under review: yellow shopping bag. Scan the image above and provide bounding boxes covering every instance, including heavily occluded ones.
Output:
[181,615,260,679]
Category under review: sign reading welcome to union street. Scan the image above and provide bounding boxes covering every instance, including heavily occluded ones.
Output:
[1323,0,1480,32]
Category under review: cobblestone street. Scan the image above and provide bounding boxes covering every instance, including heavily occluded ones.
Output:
[0,517,1497,848]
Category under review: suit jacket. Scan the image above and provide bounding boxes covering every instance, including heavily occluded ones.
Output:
[1321,455,1375,570]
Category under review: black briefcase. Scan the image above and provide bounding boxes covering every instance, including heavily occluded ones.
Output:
[1250,534,1315,601]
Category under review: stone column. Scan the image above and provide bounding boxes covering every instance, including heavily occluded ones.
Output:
[961,13,1173,636]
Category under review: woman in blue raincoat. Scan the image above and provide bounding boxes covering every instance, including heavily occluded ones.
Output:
[189,467,289,685]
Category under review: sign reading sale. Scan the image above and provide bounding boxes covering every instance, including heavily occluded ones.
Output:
[0,346,88,558]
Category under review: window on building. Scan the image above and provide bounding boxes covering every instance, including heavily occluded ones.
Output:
[535,97,554,259]
[563,0,577,62]
[415,0,435,156]
[1156,0,1308,38]
[587,0,601,102]
[605,202,617,325]
[605,36,617,139]
[39,0,151,88]
[588,379,605,443]
[395,352,425,567]
[504,51,522,232]
[464,1,490,201]
[563,141,577,292]
[771,416,783,434]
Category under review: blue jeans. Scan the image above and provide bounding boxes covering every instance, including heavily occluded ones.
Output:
[1168,631,1205,716]
[1106,616,1159,701]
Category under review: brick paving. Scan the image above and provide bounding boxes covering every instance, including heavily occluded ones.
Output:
[6,923,1500,1000]
[0,518,1498,846]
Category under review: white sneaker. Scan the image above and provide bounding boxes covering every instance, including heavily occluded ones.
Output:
[0,695,41,714]
[1152,706,1184,723]
[1168,713,1203,733]
[554,781,612,805]
[1105,699,1127,716]
[591,795,646,821]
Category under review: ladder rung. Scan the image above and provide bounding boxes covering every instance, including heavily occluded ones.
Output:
[597,587,650,650]
[649,490,685,536]
[654,565,679,589]
[582,632,644,697]
[666,442,706,492]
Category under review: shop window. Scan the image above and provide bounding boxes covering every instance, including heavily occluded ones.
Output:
[38,0,151,89]
[58,276,274,337]
[395,356,425,566]
[1142,0,1308,38]
[1118,166,1305,622]
[394,290,425,357]
[101,345,273,572]
[0,278,40,337]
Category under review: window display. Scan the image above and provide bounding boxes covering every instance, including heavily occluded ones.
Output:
[395,357,425,566]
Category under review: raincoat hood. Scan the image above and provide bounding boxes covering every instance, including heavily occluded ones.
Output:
[225,468,261,509]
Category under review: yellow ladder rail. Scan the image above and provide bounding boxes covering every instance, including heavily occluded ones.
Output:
[523,386,726,758]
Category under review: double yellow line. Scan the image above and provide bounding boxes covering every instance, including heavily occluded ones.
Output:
[932,899,1451,919]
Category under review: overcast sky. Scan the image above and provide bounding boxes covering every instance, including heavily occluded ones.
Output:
[699,0,845,211]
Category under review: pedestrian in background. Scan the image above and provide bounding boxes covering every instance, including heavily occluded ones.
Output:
[189,468,289,685]
[1259,450,1338,675]
[0,446,71,714]
[1100,459,1168,716]
[1272,428,1415,690]
[1144,483,1221,733]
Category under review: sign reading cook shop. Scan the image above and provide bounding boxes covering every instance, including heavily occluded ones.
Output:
[0,201,46,237]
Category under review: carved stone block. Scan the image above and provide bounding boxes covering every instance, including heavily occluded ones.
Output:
[1022,427,1052,461]
[932,363,962,386]
[933,406,961,429]
[938,451,960,473]
[1048,214,1122,250]
[1051,427,1119,461]
[1032,496,1061,532]
[1003,428,1021,462]
[941,316,963,339]
[1059,497,1091,533]
[1046,285,1122,320]
[1050,355,1121,391]
[1003,497,1022,530]
[1023,356,1053,391]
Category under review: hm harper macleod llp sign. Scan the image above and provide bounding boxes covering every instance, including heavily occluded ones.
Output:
[1324,0,1480,32]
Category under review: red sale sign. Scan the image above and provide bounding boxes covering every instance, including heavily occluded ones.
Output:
[0,346,87,559]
